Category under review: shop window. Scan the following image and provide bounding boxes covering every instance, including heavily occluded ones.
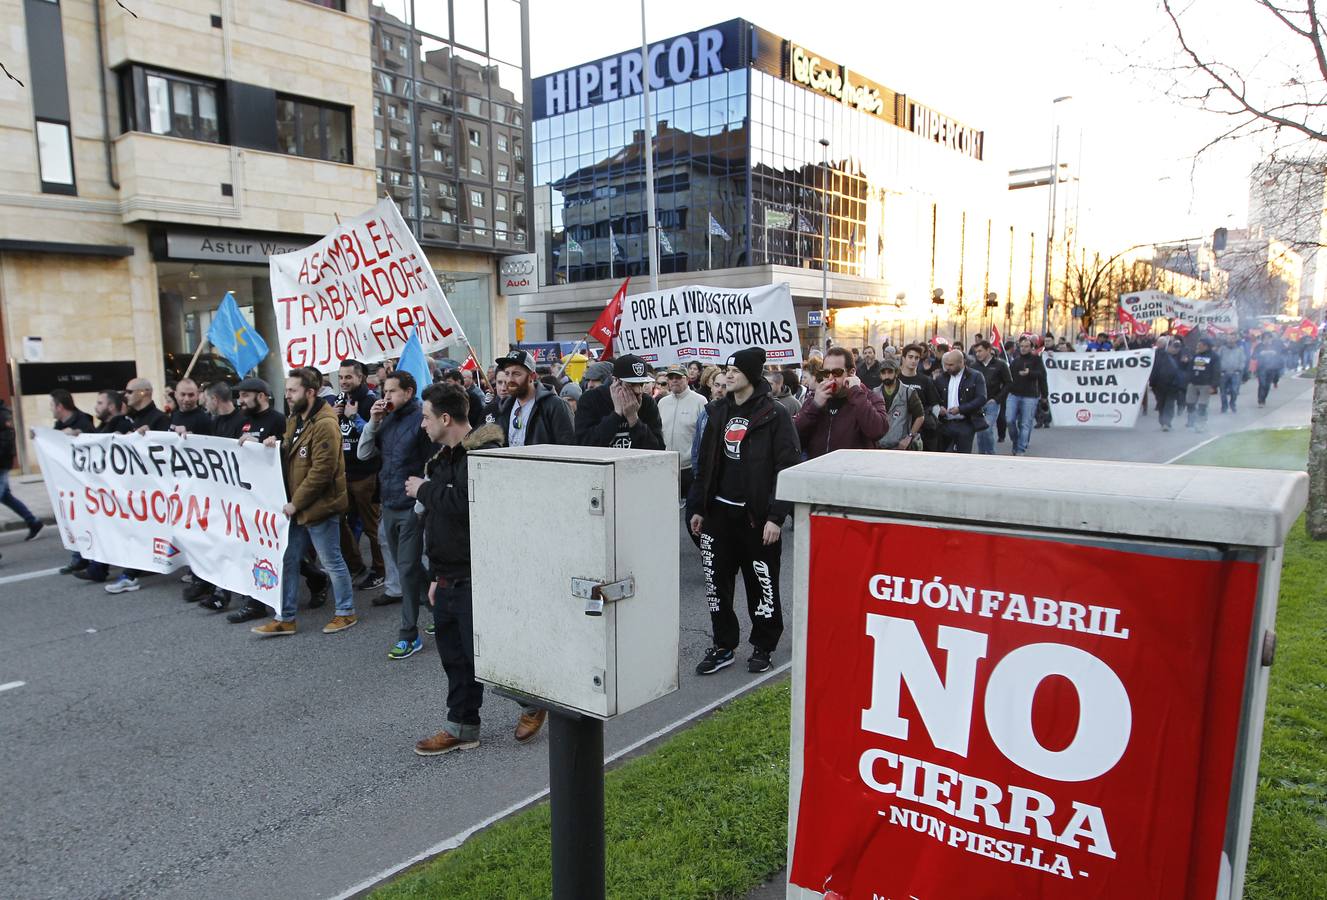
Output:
[276,95,352,165]
[121,67,223,144]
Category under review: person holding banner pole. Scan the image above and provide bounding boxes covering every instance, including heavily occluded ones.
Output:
[252,368,357,638]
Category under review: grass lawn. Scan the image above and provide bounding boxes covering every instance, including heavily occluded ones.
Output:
[374,427,1324,900]
[1178,427,1327,899]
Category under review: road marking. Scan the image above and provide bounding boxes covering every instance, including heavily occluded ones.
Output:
[0,681,26,693]
[0,567,62,587]
[330,661,793,899]
[1165,435,1222,465]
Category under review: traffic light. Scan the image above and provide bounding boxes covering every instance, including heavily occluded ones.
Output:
[514,317,526,342]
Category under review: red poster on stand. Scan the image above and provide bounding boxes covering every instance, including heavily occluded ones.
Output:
[790,516,1260,899]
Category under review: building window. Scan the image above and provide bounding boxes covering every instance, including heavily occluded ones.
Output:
[468,128,482,147]
[122,68,223,143]
[389,171,401,185]
[497,163,509,182]
[303,0,347,9]
[470,189,485,208]
[373,96,381,117]
[35,119,76,194]
[440,210,454,224]
[469,156,484,176]
[389,135,400,151]
[422,204,433,218]
[276,96,353,163]
[473,216,487,235]
[497,134,509,153]
[375,129,384,149]
[496,221,509,240]
[432,148,444,162]
[495,193,507,212]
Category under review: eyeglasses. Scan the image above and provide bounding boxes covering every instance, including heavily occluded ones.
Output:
[817,368,847,380]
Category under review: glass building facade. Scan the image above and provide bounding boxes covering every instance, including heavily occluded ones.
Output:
[370,0,530,252]
[530,20,1042,347]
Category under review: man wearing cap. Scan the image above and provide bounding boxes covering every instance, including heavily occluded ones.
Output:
[494,349,575,447]
[581,360,613,393]
[574,354,665,450]
[793,345,888,459]
[874,353,925,450]
[657,363,707,500]
[688,347,801,676]
[558,381,582,416]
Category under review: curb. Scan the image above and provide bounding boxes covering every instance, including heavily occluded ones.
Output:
[0,514,57,535]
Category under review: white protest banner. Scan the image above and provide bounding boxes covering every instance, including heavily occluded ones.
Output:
[1043,348,1153,427]
[269,198,467,373]
[613,282,801,364]
[1119,291,1238,335]
[33,428,290,609]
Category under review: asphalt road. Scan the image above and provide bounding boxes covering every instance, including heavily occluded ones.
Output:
[0,375,1312,900]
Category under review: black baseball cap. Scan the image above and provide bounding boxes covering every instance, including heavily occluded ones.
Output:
[612,354,654,384]
[494,349,537,373]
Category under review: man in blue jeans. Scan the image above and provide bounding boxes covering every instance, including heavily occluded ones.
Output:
[252,368,357,637]
[0,398,42,554]
[1005,336,1048,456]
[970,341,1011,455]
[358,370,434,660]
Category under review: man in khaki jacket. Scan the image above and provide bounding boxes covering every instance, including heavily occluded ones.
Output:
[253,367,357,637]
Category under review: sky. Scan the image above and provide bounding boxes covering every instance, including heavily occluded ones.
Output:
[527,0,1289,255]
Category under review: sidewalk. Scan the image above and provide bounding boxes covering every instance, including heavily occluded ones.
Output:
[1,474,52,535]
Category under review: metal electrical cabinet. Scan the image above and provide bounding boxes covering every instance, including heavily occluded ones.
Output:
[468,445,680,719]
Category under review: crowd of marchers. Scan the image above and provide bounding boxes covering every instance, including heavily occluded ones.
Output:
[0,323,1314,754]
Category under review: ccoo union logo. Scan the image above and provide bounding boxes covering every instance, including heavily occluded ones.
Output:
[252,559,279,591]
[152,538,180,560]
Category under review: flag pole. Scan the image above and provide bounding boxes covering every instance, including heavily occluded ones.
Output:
[181,339,210,382]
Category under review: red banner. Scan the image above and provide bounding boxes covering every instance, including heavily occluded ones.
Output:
[791,516,1259,899]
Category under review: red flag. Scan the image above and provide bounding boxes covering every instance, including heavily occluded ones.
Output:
[990,323,1004,356]
[461,354,478,371]
[589,277,630,359]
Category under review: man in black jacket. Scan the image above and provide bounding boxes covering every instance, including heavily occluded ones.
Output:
[970,341,1010,455]
[335,359,385,590]
[687,347,801,676]
[494,349,574,447]
[574,354,665,449]
[1005,337,1048,455]
[123,378,171,433]
[50,389,94,434]
[405,383,510,755]
[932,350,988,453]
[168,378,211,435]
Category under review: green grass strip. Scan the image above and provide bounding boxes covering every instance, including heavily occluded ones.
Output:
[376,426,1325,899]
[372,682,791,900]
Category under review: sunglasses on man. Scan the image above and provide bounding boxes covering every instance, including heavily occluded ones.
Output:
[816,368,848,380]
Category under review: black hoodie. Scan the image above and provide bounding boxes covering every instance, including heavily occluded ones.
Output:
[687,381,802,527]
[417,423,504,581]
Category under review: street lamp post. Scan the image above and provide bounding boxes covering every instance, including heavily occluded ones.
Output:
[820,137,830,350]
[1041,95,1072,337]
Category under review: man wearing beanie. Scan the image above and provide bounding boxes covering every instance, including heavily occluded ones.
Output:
[793,344,887,459]
[687,346,801,676]
[574,354,664,449]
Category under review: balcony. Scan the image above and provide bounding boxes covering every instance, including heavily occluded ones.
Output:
[113,132,375,234]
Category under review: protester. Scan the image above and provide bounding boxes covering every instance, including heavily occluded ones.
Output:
[794,345,887,458]
[657,364,707,501]
[1184,337,1220,432]
[1217,335,1247,414]
[406,383,527,755]
[688,347,801,676]
[687,360,708,398]
[123,378,171,433]
[783,365,808,405]
[574,354,665,449]
[765,370,800,418]
[335,359,386,591]
[1254,333,1283,407]
[205,382,245,439]
[971,341,1011,455]
[442,368,486,429]
[50,390,94,434]
[581,360,613,393]
[251,368,357,637]
[0,396,41,548]
[169,379,211,435]
[691,371,727,472]
[874,353,924,450]
[1005,337,1048,455]
[1150,338,1188,432]
[495,349,576,447]
[482,368,510,424]
[929,350,987,453]
[855,345,883,390]
[558,381,582,416]
[358,370,434,659]
[898,345,943,452]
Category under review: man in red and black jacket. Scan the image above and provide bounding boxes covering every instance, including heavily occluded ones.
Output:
[793,345,887,458]
[687,346,802,678]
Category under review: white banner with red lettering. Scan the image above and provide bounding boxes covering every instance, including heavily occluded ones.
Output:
[269,198,468,373]
[1042,348,1153,427]
[33,428,290,609]
[1118,291,1238,335]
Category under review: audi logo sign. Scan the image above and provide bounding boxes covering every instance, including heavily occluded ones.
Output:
[499,253,538,295]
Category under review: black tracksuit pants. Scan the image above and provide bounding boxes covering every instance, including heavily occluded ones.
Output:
[432,581,483,731]
[700,503,784,653]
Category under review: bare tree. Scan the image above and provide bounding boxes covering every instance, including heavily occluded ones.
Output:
[1162,0,1327,537]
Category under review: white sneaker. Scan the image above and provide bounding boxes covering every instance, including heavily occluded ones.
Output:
[105,576,141,594]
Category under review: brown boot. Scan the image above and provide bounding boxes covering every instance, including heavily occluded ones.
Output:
[514,710,547,744]
[414,730,480,756]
